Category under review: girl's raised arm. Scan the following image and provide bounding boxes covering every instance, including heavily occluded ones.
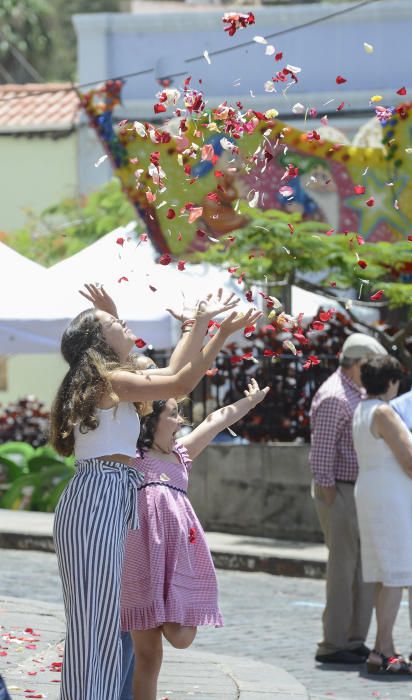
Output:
[180,378,269,460]
[111,310,263,403]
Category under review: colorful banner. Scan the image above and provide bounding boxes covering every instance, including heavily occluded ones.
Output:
[80,81,411,256]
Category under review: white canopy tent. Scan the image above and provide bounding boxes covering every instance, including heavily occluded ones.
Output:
[0,226,249,354]
[0,241,61,354]
[0,227,379,355]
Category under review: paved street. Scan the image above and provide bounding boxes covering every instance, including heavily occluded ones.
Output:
[2,549,412,699]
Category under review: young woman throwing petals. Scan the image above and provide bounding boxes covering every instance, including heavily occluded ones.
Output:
[50,283,261,700]
[120,378,269,700]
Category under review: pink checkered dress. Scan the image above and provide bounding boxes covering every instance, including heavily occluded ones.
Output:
[120,442,223,631]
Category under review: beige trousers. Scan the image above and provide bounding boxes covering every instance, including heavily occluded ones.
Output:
[313,481,375,655]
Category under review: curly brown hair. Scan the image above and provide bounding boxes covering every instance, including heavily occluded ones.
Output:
[49,308,135,457]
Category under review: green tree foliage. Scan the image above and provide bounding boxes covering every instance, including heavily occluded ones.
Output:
[200,205,412,309]
[0,0,122,83]
[200,205,412,365]
[5,179,137,267]
[0,0,52,82]
[45,0,123,81]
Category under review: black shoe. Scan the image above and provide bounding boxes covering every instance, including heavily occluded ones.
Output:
[351,644,371,659]
[315,650,366,665]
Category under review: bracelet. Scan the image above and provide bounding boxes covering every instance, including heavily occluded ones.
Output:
[181,319,196,330]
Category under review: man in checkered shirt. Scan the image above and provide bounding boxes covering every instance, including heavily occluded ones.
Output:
[310,333,387,665]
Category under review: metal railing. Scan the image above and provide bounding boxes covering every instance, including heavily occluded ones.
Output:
[148,351,340,443]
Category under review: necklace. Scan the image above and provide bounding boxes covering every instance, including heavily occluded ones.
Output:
[152,441,172,455]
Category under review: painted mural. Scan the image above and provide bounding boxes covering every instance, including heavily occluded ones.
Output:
[80,81,412,256]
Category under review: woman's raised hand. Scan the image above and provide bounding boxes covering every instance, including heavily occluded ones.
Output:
[196,289,240,320]
[79,283,118,318]
[244,378,270,406]
[166,292,200,323]
[219,307,262,335]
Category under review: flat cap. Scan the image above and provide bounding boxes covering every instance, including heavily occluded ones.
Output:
[341,332,387,359]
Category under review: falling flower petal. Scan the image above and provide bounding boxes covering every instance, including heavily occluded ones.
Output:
[336,75,347,84]
[248,191,259,208]
[370,290,384,301]
[292,102,305,114]
[363,42,374,53]
[94,155,108,168]
[283,340,297,355]
[117,276,129,283]
[366,197,375,207]
[159,254,172,265]
[253,35,267,44]
[265,45,275,55]
[311,321,325,331]
[188,207,203,223]
[134,338,146,348]
[203,50,211,64]
[279,185,294,198]
[354,185,366,194]
[397,86,407,95]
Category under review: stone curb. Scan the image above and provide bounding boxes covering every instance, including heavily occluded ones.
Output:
[0,529,326,579]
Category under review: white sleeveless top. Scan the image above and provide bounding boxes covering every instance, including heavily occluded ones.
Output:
[74,402,140,459]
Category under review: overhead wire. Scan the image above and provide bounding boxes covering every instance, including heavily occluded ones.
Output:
[0,0,383,103]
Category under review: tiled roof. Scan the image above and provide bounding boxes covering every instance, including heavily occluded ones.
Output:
[0,83,80,132]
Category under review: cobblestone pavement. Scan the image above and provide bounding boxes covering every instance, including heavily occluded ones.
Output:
[2,549,412,699]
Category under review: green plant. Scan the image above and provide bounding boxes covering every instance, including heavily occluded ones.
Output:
[0,441,75,511]
[6,179,136,265]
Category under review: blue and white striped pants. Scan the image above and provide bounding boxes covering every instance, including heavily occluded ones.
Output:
[53,458,144,700]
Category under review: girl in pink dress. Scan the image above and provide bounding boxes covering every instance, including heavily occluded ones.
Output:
[121,378,269,700]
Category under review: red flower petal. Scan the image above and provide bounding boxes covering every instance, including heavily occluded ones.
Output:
[154,103,167,114]
[159,254,172,265]
[397,86,407,95]
[336,102,345,111]
[116,237,124,246]
[134,338,146,348]
[311,321,325,331]
[408,235,412,241]
[357,260,368,269]
[366,197,375,207]
[177,260,186,271]
[117,276,129,283]
[356,235,365,245]
[354,185,366,194]
[245,290,253,302]
[336,75,347,84]
[244,325,256,337]
[370,290,384,301]
[166,208,176,219]
[275,52,283,61]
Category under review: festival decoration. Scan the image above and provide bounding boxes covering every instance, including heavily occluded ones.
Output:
[80,80,411,257]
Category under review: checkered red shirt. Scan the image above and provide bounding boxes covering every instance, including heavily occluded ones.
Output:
[309,367,363,487]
